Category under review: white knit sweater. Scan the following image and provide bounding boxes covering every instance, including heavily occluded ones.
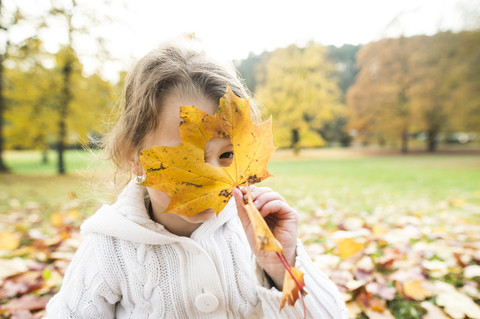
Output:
[47,181,348,318]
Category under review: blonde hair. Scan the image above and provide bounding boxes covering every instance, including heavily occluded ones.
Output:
[104,35,259,175]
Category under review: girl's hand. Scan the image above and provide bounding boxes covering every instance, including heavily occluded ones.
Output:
[232,186,298,290]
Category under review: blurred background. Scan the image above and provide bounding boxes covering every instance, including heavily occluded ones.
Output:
[0,0,479,318]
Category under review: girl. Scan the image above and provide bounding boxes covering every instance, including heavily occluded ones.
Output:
[47,36,348,318]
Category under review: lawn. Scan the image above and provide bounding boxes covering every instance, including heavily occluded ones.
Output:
[265,153,480,212]
[2,149,479,214]
[2,150,102,175]
[0,150,111,218]
[1,149,480,318]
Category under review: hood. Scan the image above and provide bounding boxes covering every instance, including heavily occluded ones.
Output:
[81,180,238,247]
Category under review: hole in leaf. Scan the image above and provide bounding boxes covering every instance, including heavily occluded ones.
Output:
[204,137,234,167]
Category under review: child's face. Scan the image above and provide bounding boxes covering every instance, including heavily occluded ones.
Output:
[142,93,234,224]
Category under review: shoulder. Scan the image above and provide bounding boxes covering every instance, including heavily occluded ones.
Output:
[69,232,142,294]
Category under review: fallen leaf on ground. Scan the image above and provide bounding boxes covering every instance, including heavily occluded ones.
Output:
[0,271,43,298]
[1,294,50,313]
[337,237,365,259]
[0,258,35,280]
[346,301,362,319]
[0,231,21,250]
[421,301,450,319]
[11,309,34,319]
[464,264,480,278]
[364,308,395,319]
[435,281,480,319]
[402,279,433,301]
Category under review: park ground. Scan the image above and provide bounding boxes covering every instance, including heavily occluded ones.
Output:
[0,148,479,318]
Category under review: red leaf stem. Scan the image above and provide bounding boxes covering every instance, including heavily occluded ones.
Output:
[276,252,307,319]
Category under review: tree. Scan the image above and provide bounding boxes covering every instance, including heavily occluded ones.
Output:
[46,0,112,174]
[4,31,116,162]
[325,44,361,146]
[256,43,344,153]
[235,51,269,93]
[348,31,480,152]
[5,44,114,158]
[453,31,480,133]
[0,0,26,172]
[347,37,415,152]
[4,39,57,160]
[326,44,360,97]
[408,33,460,151]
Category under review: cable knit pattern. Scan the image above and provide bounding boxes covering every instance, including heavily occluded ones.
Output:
[46,181,348,318]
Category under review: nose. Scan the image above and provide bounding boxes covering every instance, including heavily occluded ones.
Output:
[204,137,234,168]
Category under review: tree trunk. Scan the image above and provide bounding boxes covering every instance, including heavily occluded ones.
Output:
[291,128,300,155]
[58,55,73,175]
[378,135,386,147]
[401,130,409,154]
[427,130,438,152]
[57,116,66,174]
[0,48,8,172]
[42,147,49,164]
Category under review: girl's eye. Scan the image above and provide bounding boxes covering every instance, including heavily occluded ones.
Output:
[219,151,234,159]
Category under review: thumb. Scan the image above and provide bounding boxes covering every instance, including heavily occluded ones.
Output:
[232,188,250,230]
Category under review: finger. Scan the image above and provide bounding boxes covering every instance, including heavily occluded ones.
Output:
[242,186,273,201]
[233,187,245,204]
[258,199,297,219]
[239,184,258,195]
[252,191,285,211]
[232,188,260,253]
[239,185,250,194]
[232,188,250,229]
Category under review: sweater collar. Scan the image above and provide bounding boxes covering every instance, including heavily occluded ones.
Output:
[81,180,237,245]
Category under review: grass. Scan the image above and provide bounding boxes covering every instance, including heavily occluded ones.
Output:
[3,149,103,175]
[0,150,110,217]
[1,149,480,217]
[262,154,480,212]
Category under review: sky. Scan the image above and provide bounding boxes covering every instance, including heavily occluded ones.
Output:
[10,0,480,81]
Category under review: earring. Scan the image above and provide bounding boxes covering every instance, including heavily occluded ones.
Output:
[135,173,146,183]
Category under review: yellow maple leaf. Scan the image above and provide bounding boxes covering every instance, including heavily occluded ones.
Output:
[50,212,65,227]
[402,280,432,301]
[0,231,21,250]
[140,85,275,217]
[337,237,365,259]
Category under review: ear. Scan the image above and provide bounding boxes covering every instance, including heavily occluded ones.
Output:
[130,154,144,176]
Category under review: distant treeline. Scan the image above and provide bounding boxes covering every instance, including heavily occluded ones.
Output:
[235,31,480,153]
[2,31,480,174]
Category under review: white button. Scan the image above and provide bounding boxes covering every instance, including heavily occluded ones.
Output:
[195,293,219,313]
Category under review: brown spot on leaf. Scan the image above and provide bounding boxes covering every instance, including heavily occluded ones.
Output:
[219,189,232,198]
[147,162,167,172]
[182,182,202,188]
[247,174,262,184]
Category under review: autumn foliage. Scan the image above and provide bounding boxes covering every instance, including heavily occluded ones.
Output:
[347,31,480,152]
